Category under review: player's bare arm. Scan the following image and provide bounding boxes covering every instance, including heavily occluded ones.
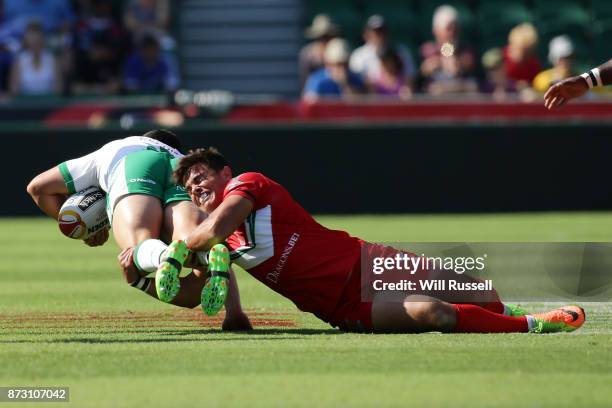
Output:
[185,195,253,251]
[27,166,109,247]
[591,58,612,85]
[544,58,612,110]
[26,166,68,219]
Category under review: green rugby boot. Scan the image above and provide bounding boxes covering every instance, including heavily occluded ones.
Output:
[506,304,529,317]
[155,240,189,303]
[201,244,231,316]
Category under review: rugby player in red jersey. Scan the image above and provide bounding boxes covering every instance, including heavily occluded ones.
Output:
[119,147,585,334]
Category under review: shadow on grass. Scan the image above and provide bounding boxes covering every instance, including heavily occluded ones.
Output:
[160,328,342,336]
[0,328,344,344]
[0,336,304,344]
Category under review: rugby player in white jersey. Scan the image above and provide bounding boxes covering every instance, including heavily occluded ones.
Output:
[26,130,251,330]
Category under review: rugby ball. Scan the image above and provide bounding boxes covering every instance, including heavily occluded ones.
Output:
[58,187,109,240]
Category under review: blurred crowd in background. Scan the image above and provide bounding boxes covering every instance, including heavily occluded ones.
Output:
[1,0,609,102]
[0,0,178,97]
[300,3,608,101]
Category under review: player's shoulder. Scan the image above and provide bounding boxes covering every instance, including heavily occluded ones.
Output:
[100,136,141,150]
[226,172,273,190]
[223,172,279,205]
[227,172,281,192]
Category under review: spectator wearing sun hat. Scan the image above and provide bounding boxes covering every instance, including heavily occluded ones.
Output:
[302,38,365,101]
[532,35,576,93]
[299,14,341,87]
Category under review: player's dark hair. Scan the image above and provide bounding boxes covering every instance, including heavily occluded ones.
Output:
[173,147,230,185]
[142,129,183,152]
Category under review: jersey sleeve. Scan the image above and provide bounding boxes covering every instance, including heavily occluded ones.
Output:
[58,150,99,194]
[223,172,268,207]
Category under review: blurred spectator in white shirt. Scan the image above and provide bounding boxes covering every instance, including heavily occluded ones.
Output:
[299,14,340,87]
[349,15,416,90]
[9,22,61,96]
[420,5,477,94]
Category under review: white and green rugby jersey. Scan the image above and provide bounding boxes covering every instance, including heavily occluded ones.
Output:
[58,136,183,194]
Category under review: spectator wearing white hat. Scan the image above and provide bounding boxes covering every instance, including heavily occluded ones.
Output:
[420,5,477,94]
[349,15,416,89]
[299,14,340,87]
[532,35,576,93]
[302,38,365,102]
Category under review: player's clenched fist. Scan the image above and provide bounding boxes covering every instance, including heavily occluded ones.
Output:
[84,227,109,247]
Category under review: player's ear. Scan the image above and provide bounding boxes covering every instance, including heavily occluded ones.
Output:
[221,165,232,181]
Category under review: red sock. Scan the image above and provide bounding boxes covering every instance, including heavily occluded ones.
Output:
[452,304,528,333]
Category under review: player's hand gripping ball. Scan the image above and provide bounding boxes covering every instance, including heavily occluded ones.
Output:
[58,187,110,240]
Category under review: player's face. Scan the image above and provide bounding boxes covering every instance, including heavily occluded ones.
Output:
[184,163,231,213]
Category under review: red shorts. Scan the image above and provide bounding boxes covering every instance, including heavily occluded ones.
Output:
[328,241,501,332]
[329,260,373,333]
[328,241,422,332]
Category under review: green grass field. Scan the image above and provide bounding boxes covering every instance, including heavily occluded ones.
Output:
[1,214,611,408]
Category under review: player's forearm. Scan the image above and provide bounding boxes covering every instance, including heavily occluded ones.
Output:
[597,59,612,86]
[185,219,226,251]
[224,268,244,314]
[186,196,252,251]
[26,167,70,219]
[28,192,65,219]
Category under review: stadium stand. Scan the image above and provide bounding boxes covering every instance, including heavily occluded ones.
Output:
[0,0,609,99]
[178,0,301,97]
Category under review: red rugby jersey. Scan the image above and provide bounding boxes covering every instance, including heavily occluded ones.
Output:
[223,172,362,322]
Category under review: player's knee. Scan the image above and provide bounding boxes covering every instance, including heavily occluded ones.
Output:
[403,300,456,331]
